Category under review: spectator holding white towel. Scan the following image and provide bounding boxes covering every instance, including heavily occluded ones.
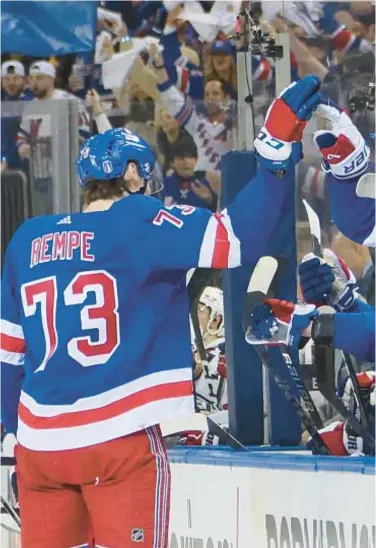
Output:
[150,43,234,173]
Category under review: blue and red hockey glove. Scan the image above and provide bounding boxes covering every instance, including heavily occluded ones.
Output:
[245,298,317,349]
[313,98,370,180]
[299,249,359,311]
[254,74,321,171]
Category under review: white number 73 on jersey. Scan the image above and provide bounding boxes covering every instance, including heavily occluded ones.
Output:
[21,270,119,371]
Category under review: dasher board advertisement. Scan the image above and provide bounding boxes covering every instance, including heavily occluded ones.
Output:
[168,448,375,548]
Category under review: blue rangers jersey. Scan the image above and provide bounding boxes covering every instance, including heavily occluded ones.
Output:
[328,167,375,248]
[1,165,293,451]
[334,306,375,362]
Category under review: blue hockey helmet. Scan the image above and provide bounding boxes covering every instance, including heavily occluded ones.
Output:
[76,127,163,194]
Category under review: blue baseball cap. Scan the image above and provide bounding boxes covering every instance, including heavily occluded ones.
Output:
[210,40,232,56]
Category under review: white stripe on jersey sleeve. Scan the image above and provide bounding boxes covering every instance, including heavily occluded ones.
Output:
[0,349,25,366]
[198,215,217,267]
[1,319,24,339]
[220,209,241,268]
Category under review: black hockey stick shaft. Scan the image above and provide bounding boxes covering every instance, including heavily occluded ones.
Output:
[187,268,209,363]
[206,416,247,451]
[279,344,324,429]
[302,202,372,435]
[187,270,246,451]
[315,342,375,453]
[245,283,324,430]
[0,456,16,466]
[244,257,325,440]
[187,268,209,414]
[254,345,330,455]
[342,352,370,430]
[1,494,21,528]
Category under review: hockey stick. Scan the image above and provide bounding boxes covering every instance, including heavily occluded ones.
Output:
[187,268,209,364]
[206,416,246,451]
[244,256,324,429]
[1,494,21,530]
[312,308,375,454]
[278,342,324,429]
[343,352,370,429]
[251,343,330,454]
[187,269,246,450]
[302,199,371,431]
[187,268,209,414]
[243,257,328,452]
[161,412,246,450]
[302,199,322,258]
[0,456,16,466]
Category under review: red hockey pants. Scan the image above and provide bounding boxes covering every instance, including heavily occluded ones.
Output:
[15,425,170,547]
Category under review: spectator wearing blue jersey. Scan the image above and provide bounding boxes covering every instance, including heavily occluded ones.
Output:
[163,138,220,212]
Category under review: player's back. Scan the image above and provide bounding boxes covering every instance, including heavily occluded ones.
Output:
[2,195,195,450]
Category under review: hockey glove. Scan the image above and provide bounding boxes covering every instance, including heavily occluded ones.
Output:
[313,99,370,180]
[339,371,375,416]
[300,249,359,311]
[254,74,321,171]
[245,298,317,349]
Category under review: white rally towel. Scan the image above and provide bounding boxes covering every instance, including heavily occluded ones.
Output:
[101,37,161,90]
[97,7,124,36]
[180,0,238,42]
[261,0,322,37]
[163,0,182,11]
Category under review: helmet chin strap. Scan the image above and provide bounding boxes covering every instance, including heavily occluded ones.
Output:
[129,186,147,196]
[123,177,147,195]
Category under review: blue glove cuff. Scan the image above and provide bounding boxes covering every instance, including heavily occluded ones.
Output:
[256,142,303,171]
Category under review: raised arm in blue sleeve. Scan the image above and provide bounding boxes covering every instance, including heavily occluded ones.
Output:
[328,170,375,247]
[146,163,294,271]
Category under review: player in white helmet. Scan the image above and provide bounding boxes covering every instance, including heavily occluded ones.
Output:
[193,286,227,414]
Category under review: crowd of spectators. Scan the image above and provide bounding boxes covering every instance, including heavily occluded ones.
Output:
[1,0,375,424]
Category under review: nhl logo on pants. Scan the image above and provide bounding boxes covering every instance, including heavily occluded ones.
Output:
[130,528,145,543]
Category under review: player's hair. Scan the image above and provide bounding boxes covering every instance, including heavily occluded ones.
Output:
[82,177,128,206]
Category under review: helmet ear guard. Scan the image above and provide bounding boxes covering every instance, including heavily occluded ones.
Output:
[122,159,164,197]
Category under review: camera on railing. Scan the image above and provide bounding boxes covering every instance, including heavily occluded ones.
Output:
[348,78,375,113]
[250,28,283,58]
[234,9,283,59]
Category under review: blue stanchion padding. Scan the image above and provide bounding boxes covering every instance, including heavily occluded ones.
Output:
[220,150,263,445]
[263,159,301,446]
[220,150,300,446]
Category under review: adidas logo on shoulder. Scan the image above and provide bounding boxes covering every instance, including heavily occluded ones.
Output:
[57,215,71,225]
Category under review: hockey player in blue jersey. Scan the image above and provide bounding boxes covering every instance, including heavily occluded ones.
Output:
[1,75,322,548]
[312,98,375,247]
[248,94,375,359]
[247,247,374,364]
[295,97,375,361]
